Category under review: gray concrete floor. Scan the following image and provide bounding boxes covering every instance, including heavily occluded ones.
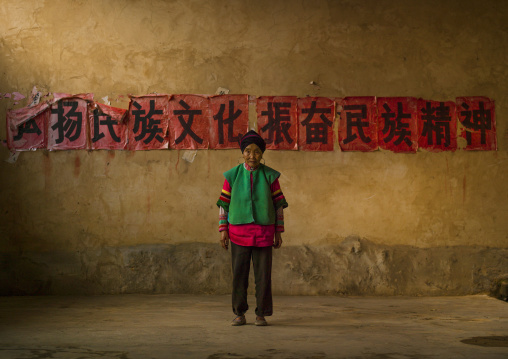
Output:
[0,295,507,359]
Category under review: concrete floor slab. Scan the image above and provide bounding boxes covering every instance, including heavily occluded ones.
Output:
[0,295,507,358]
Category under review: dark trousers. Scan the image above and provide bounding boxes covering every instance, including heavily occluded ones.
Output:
[231,242,273,317]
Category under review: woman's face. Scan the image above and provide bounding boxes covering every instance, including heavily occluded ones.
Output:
[243,143,263,168]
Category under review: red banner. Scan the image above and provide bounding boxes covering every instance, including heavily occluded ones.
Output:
[6,104,49,151]
[209,95,249,149]
[377,97,418,153]
[5,92,497,154]
[168,95,210,150]
[256,96,298,151]
[456,97,496,151]
[338,97,378,152]
[127,95,169,151]
[48,98,89,150]
[90,103,128,150]
[417,99,457,152]
[297,97,335,151]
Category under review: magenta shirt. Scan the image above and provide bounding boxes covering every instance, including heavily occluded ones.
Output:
[229,223,276,247]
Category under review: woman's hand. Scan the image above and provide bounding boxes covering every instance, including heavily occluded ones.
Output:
[273,232,283,249]
[220,231,230,250]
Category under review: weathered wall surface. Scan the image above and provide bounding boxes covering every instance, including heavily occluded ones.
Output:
[3,238,508,296]
[1,0,507,295]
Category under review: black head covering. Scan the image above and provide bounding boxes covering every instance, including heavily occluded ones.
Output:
[240,130,266,153]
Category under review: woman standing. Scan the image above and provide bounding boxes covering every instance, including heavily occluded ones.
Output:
[216,130,288,326]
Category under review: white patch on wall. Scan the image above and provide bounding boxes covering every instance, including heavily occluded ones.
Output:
[28,86,42,107]
[102,96,110,105]
[182,150,197,163]
[5,151,20,164]
[215,87,230,95]
[248,95,257,131]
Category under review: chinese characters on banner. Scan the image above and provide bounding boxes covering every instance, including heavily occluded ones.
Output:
[417,99,457,152]
[209,94,249,149]
[90,103,128,150]
[298,97,335,151]
[128,95,169,150]
[377,97,418,153]
[338,97,378,152]
[6,102,50,151]
[257,96,298,151]
[48,97,89,150]
[168,95,210,150]
[456,97,496,151]
[6,94,497,152]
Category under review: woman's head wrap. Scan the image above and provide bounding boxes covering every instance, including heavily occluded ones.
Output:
[240,130,266,153]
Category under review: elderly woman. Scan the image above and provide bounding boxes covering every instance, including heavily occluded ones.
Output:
[216,130,288,326]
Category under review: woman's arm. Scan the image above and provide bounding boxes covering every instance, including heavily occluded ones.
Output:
[217,179,232,250]
[276,206,284,232]
[271,178,286,248]
[271,178,287,232]
[219,206,228,232]
[220,206,230,250]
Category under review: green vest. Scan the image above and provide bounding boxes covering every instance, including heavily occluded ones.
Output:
[224,164,280,225]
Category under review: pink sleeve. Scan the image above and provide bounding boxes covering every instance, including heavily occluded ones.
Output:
[223,179,232,192]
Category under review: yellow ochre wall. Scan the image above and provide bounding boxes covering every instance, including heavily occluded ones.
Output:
[0,0,507,295]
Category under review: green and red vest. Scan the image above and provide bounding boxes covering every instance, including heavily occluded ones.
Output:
[223,164,280,225]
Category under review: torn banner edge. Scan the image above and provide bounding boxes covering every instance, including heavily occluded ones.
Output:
[6,93,95,130]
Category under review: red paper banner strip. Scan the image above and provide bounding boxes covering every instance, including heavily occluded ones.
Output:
[256,96,298,151]
[297,97,335,152]
[6,101,50,129]
[456,97,496,151]
[90,103,128,150]
[48,98,89,150]
[338,97,378,152]
[7,106,49,151]
[377,97,418,153]
[168,95,210,150]
[417,99,457,152]
[127,95,169,151]
[5,94,497,152]
[209,94,249,149]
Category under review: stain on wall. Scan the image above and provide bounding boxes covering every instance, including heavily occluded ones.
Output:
[0,0,507,295]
